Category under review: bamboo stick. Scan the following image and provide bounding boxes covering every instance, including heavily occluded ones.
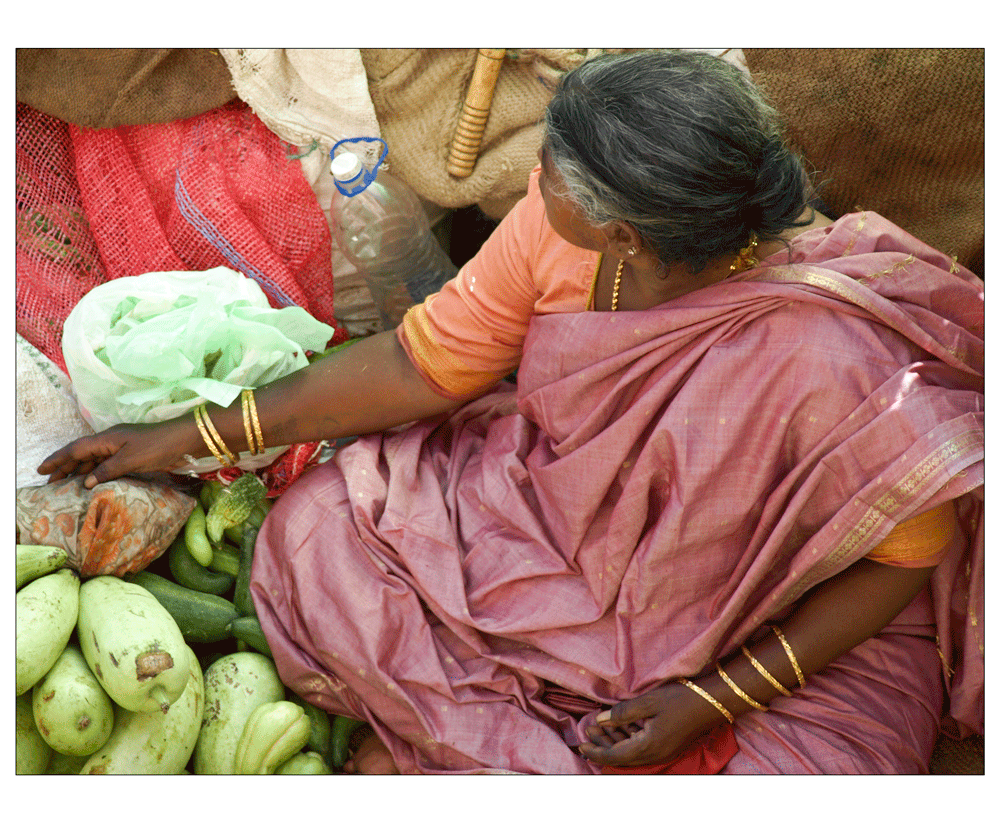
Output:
[446,48,506,178]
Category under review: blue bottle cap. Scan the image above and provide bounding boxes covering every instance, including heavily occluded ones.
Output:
[329,137,389,197]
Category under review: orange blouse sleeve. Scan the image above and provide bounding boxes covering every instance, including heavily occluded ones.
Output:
[397,174,546,399]
[397,168,598,400]
[866,500,957,568]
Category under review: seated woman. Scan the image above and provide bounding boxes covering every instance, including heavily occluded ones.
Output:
[39,50,984,774]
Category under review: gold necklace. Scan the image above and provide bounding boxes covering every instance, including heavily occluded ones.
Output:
[612,257,625,312]
[611,236,758,312]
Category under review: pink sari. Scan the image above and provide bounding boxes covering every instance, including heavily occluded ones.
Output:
[252,213,984,774]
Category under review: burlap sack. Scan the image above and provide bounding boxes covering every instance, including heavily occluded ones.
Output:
[929,732,984,775]
[360,49,625,220]
[15,48,237,129]
[744,48,984,275]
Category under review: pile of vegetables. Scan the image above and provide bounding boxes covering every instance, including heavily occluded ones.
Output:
[16,473,366,775]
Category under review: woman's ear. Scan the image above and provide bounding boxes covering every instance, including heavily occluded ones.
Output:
[605,221,644,258]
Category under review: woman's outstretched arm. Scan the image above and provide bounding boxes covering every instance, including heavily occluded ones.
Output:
[37,329,468,488]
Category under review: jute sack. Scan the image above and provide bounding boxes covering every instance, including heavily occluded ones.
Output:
[15,48,237,129]
[745,48,984,275]
[360,49,627,220]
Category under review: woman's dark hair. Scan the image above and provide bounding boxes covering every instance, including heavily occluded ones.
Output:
[544,50,813,273]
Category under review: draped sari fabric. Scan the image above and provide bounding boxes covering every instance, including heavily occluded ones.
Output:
[251,212,984,774]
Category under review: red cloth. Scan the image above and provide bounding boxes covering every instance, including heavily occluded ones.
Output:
[601,725,739,775]
[207,442,325,499]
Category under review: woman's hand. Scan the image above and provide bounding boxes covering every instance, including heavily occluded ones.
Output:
[577,681,722,768]
[37,418,200,489]
[579,551,944,769]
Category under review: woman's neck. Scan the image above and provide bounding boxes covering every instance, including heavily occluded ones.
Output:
[598,206,834,312]
[597,253,735,312]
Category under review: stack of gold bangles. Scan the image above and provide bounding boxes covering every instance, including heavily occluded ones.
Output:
[194,389,264,467]
[680,626,806,724]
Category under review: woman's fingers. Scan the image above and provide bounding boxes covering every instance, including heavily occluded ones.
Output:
[585,723,631,747]
[38,435,113,476]
[578,727,651,766]
[584,725,618,748]
[83,453,131,488]
[37,432,133,488]
[581,713,653,765]
[40,456,91,484]
[595,690,665,728]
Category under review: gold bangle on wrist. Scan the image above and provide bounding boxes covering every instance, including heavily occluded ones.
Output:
[741,645,794,697]
[241,389,264,455]
[679,678,734,724]
[195,404,237,467]
[716,662,768,711]
[194,406,227,466]
[771,626,806,688]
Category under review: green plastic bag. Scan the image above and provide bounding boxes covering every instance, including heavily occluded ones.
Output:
[62,267,334,472]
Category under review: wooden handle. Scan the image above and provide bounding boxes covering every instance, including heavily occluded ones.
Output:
[447,48,506,178]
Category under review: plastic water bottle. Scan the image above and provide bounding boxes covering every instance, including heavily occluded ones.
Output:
[330,149,457,329]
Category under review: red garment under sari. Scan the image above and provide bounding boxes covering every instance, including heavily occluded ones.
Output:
[252,212,983,773]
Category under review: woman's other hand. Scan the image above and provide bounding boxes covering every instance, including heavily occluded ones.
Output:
[577,681,721,768]
[37,418,198,489]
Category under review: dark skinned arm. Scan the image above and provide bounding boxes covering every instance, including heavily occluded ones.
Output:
[578,555,938,767]
[38,330,471,488]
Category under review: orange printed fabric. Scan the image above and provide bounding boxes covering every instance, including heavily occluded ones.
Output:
[398,167,601,399]
[15,475,195,577]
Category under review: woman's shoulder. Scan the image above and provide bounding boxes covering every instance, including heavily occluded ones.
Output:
[504,166,600,312]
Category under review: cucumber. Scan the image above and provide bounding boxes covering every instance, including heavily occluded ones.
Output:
[193,652,285,774]
[32,644,115,756]
[208,542,240,578]
[77,575,189,713]
[129,570,238,644]
[183,502,214,566]
[16,543,68,589]
[81,645,204,774]
[230,615,272,657]
[288,692,332,765]
[168,536,234,596]
[246,497,273,531]
[16,568,80,695]
[199,479,224,512]
[16,692,53,774]
[234,525,259,618]
[224,523,245,545]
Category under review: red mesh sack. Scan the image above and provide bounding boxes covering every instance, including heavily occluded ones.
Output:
[16,103,106,374]
[16,101,349,493]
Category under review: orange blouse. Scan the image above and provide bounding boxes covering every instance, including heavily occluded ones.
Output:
[398,166,598,400]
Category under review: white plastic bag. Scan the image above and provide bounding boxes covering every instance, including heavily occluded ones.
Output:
[62,267,335,473]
